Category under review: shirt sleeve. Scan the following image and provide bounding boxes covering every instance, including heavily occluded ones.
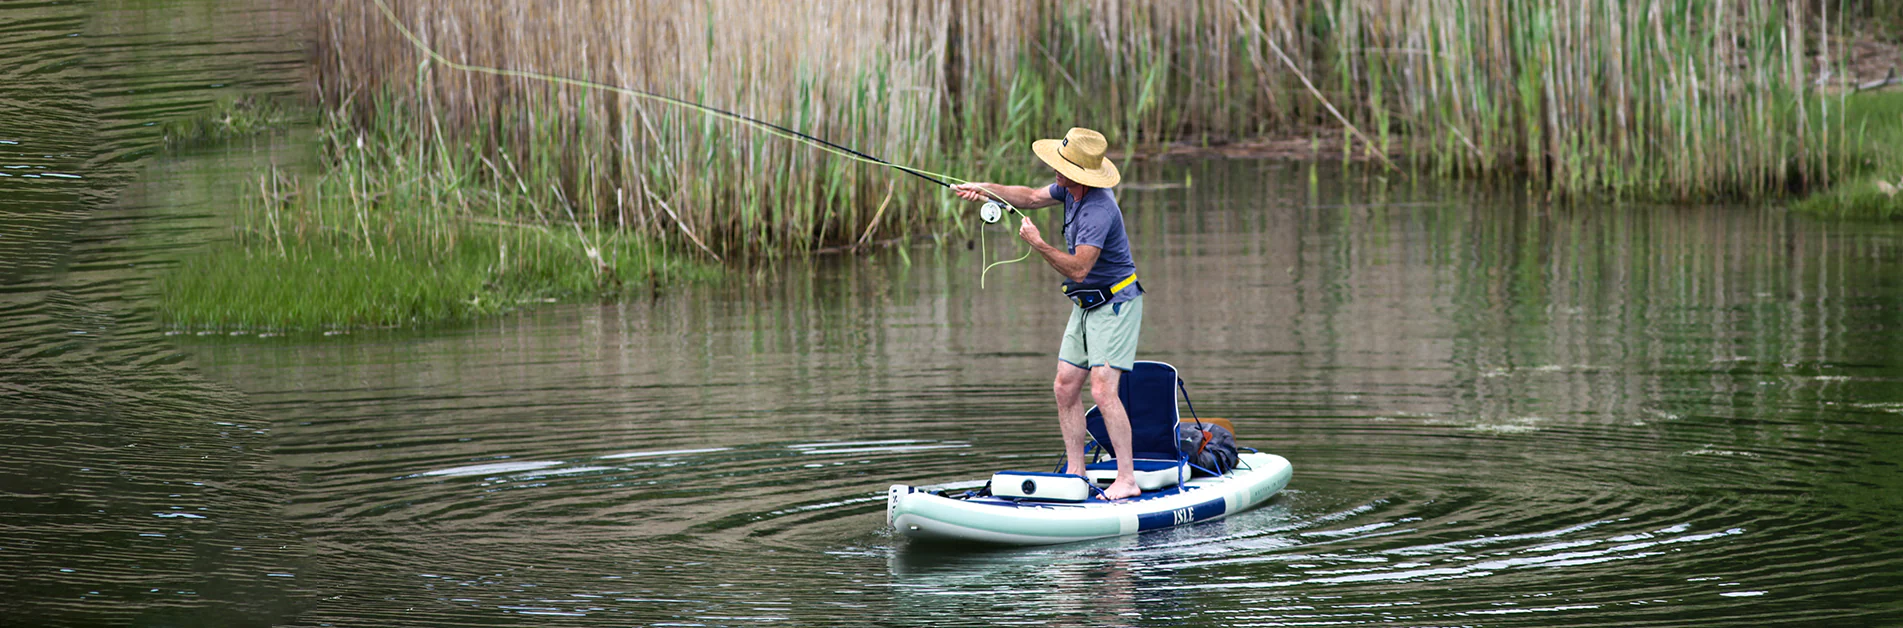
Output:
[1068,199,1112,250]
[1046,183,1067,204]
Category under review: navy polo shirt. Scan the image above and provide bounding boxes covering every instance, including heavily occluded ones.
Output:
[1049,184,1141,304]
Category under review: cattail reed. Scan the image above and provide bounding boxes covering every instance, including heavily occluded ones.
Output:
[310,0,1861,258]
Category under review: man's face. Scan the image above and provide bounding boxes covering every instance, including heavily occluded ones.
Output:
[1054,171,1075,188]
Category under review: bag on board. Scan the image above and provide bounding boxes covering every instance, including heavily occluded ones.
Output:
[1175,422,1239,475]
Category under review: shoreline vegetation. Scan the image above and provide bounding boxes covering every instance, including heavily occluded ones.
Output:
[1799,90,1903,218]
[157,0,1902,331]
[156,97,719,331]
[158,96,296,147]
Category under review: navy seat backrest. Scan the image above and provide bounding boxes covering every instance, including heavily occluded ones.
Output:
[1084,361,1181,460]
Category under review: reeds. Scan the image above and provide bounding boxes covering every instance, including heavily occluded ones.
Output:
[157,97,717,330]
[311,0,1868,259]
[313,0,1338,257]
[1332,0,1855,200]
[1796,90,1903,217]
[316,0,955,257]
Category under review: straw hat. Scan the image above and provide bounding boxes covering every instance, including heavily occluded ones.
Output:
[1032,127,1121,188]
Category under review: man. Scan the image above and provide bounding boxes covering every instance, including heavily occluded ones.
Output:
[952,127,1144,500]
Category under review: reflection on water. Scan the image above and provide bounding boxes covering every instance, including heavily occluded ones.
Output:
[5,0,1903,624]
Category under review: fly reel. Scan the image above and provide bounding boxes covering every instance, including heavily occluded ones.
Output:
[979,201,1004,224]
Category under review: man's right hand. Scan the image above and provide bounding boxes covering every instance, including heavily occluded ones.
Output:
[1017,216,1045,247]
[951,183,989,203]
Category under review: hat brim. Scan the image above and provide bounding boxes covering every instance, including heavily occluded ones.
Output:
[1033,139,1121,188]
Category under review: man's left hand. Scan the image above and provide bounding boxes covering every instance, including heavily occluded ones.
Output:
[1017,216,1044,246]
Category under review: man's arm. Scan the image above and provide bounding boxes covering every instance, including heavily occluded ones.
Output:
[951,183,1060,209]
[1019,218,1099,283]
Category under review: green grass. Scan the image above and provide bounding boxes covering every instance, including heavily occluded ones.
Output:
[1796,91,1903,218]
[154,95,718,332]
[157,226,710,330]
[160,96,296,147]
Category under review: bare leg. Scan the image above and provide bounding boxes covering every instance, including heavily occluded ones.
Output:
[1052,362,1090,478]
[1091,366,1140,499]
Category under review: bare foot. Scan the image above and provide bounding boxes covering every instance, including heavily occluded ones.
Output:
[1102,479,1141,500]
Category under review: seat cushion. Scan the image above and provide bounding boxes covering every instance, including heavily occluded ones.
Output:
[1083,458,1182,490]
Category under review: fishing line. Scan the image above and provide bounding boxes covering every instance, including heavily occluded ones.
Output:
[366,0,1038,285]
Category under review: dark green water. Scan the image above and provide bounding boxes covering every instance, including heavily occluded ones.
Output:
[7,1,1903,626]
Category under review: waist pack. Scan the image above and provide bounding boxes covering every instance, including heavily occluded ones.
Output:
[1061,274,1140,311]
[1175,422,1240,475]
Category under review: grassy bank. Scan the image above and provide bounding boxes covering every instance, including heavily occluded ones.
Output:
[158,226,704,330]
[1797,91,1903,218]
[159,96,295,147]
[156,97,716,331]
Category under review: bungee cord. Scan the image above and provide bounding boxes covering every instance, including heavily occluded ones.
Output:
[365,0,1037,285]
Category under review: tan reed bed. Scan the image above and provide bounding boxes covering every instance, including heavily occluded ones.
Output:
[1329,0,1857,201]
[316,0,949,257]
[310,0,1866,259]
[312,0,1334,257]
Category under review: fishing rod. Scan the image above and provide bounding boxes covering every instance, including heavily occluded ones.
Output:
[366,0,1029,234]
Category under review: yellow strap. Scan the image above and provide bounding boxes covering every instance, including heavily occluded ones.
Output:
[1110,274,1138,294]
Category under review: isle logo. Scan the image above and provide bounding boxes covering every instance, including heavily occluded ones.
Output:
[1139,499,1220,532]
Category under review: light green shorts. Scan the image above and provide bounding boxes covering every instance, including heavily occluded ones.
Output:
[1058,294,1143,371]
